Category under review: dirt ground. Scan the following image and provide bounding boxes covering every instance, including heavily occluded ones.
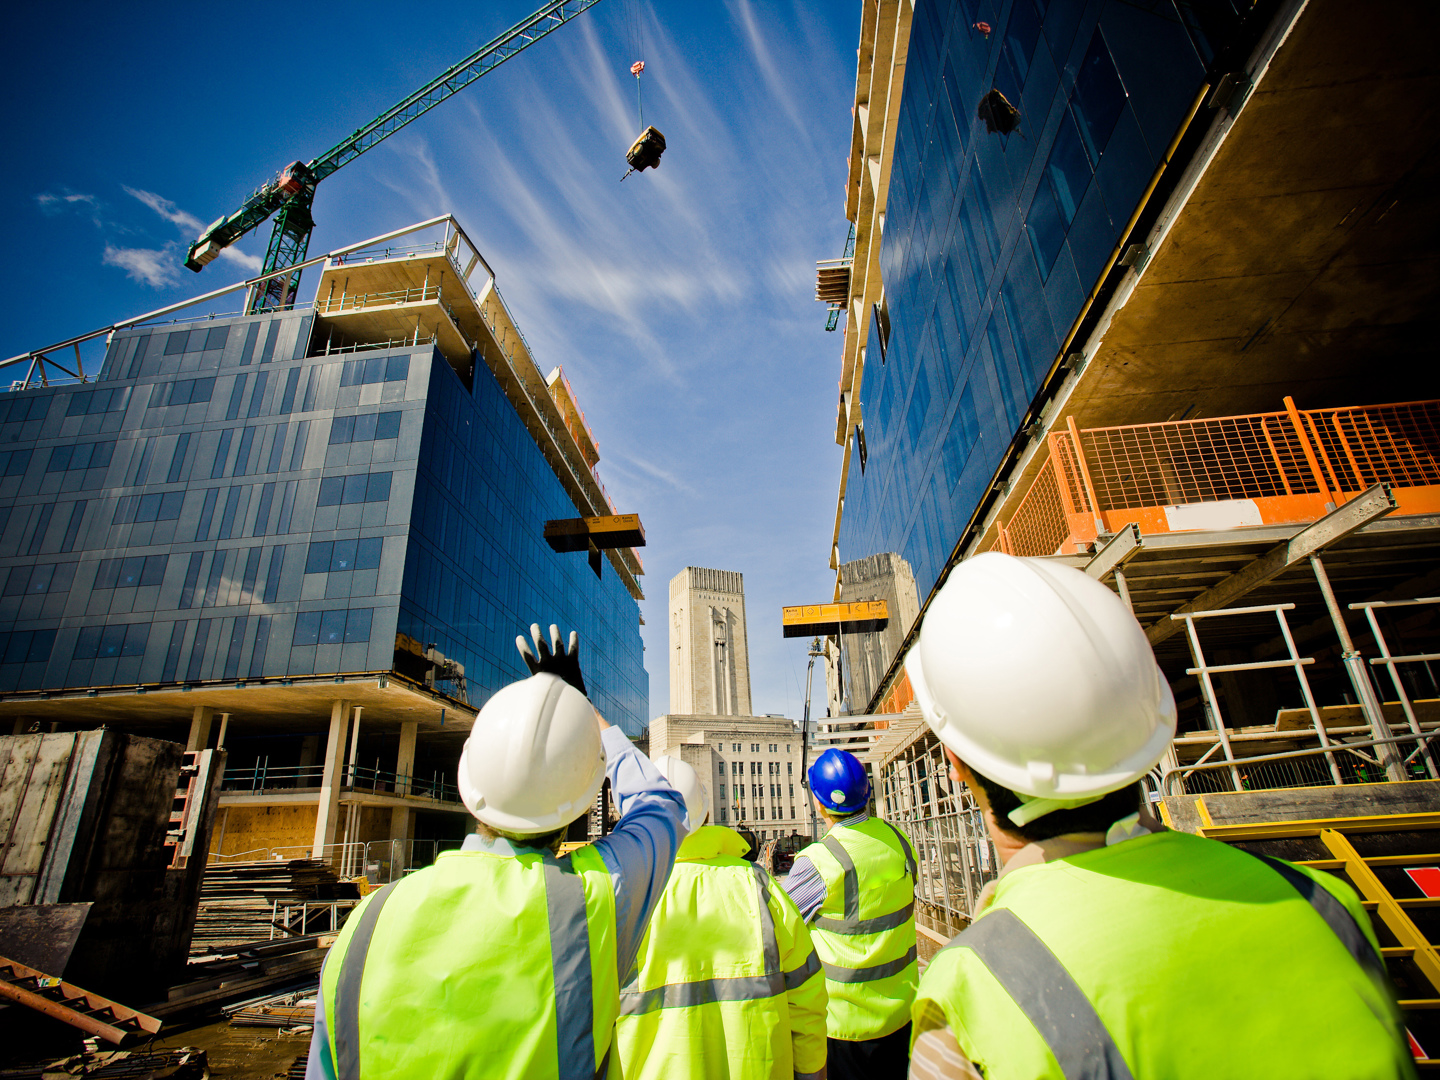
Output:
[0,1012,311,1079]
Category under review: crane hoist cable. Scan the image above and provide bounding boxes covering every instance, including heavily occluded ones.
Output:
[620,0,665,181]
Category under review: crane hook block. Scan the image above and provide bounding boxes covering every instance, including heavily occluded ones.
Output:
[625,126,666,173]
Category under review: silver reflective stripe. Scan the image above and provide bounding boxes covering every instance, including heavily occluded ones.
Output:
[822,944,918,984]
[1256,855,1388,985]
[947,908,1134,1080]
[545,855,596,1080]
[333,881,401,1080]
[784,949,822,990]
[618,862,786,1017]
[620,972,784,1014]
[822,834,859,922]
[815,900,915,935]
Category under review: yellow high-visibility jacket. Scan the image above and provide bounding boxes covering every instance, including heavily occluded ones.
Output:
[613,825,828,1079]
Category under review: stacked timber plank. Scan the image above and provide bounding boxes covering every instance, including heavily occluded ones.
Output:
[190,860,341,953]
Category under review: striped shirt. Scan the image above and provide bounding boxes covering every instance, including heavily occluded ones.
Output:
[780,808,871,922]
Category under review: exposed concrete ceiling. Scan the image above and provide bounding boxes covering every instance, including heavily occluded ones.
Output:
[1066,0,1440,429]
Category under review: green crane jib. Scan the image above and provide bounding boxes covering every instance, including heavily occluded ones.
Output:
[185,0,604,313]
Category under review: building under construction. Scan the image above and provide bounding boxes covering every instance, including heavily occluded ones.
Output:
[0,217,646,881]
[814,0,1440,1058]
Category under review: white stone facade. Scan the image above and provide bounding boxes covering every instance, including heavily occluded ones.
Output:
[668,567,752,717]
[648,714,815,841]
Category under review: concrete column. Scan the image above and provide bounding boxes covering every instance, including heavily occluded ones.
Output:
[312,699,351,857]
[395,721,418,796]
[186,707,215,751]
[216,712,231,750]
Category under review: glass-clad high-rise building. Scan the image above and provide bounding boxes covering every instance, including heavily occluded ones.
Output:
[826,0,1253,714]
[0,218,647,863]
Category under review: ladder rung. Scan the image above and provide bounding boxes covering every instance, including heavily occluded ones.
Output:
[1400,999,1440,1009]
[1366,854,1440,866]
[1296,859,1345,870]
[1382,946,1417,956]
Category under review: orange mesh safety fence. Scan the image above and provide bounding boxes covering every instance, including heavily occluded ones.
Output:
[1000,455,1073,556]
[1303,400,1440,494]
[997,398,1440,551]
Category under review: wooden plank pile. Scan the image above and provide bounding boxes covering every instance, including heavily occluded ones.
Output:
[190,860,342,953]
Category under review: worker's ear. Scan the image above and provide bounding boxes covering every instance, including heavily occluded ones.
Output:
[946,750,990,813]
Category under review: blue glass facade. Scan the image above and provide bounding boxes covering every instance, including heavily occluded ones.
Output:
[840,0,1237,606]
[0,308,647,733]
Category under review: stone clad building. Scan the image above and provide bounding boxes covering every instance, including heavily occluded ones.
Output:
[652,565,811,841]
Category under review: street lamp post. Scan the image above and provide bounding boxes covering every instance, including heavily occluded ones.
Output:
[800,636,825,841]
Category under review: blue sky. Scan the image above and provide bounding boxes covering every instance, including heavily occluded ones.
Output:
[1,0,860,722]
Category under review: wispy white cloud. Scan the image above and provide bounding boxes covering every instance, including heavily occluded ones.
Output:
[36,189,104,228]
[123,186,203,233]
[103,244,181,288]
[122,185,262,273]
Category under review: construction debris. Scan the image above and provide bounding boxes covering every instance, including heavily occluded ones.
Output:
[0,955,162,1046]
[0,1047,208,1080]
[224,985,318,1029]
[156,938,333,1019]
[191,861,354,954]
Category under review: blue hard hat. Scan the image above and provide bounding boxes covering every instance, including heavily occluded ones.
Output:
[808,749,870,813]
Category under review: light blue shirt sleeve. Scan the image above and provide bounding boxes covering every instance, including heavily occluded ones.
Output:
[593,725,688,978]
[304,726,686,1080]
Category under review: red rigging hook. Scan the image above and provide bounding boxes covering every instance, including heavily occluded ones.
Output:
[631,60,645,76]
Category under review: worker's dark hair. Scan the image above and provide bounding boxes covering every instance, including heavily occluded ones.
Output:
[477,822,567,852]
[968,771,1143,843]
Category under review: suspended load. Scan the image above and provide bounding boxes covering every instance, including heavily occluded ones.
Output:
[623,126,666,180]
[978,88,1021,135]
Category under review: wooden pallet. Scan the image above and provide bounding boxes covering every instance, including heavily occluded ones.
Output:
[0,954,162,1045]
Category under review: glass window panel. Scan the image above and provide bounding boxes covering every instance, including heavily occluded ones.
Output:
[135,493,161,523]
[141,555,167,587]
[95,559,121,590]
[1045,111,1092,226]
[362,357,385,384]
[119,557,146,587]
[72,444,94,470]
[165,331,189,355]
[384,356,409,382]
[341,360,361,387]
[263,547,286,603]
[226,376,248,421]
[158,492,185,520]
[1026,176,1066,277]
[1072,29,1127,168]
[3,632,31,666]
[375,412,401,440]
[330,539,358,572]
[74,626,102,660]
[317,477,343,506]
[51,563,76,593]
[344,608,373,643]
[293,611,321,646]
[306,541,333,574]
[27,630,55,664]
[205,326,230,351]
[212,430,234,479]
[122,624,148,657]
[355,537,383,571]
[2,568,30,596]
[353,413,377,443]
[27,564,54,594]
[341,474,368,504]
[48,446,74,473]
[330,416,355,445]
[179,552,204,609]
[249,615,271,678]
[318,609,346,644]
[193,378,215,403]
[5,451,31,477]
[99,625,126,658]
[366,472,392,503]
[168,433,191,484]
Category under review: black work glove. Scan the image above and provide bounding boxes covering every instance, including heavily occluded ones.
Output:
[516,623,587,696]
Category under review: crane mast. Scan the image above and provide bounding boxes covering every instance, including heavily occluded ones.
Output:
[185,0,605,313]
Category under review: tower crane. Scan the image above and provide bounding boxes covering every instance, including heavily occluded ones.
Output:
[185,0,605,314]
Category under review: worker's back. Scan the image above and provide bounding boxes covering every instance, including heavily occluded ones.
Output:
[613,825,827,1080]
[916,829,1413,1079]
[320,844,618,1080]
[801,814,918,1041]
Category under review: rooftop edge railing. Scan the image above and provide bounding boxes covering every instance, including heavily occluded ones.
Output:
[990,397,1440,556]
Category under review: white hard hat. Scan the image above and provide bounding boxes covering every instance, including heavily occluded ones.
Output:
[651,755,707,830]
[906,552,1175,800]
[457,674,605,835]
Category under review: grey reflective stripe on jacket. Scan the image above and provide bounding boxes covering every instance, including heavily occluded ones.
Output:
[619,864,819,1016]
[813,819,918,936]
[944,856,1391,1079]
[331,857,601,1080]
